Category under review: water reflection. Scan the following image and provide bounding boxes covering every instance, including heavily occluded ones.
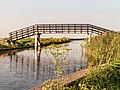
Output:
[0,41,87,90]
[9,49,87,81]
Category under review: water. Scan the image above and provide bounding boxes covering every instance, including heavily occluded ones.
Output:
[0,40,87,90]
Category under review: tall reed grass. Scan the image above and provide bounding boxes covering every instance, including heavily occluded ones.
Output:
[85,32,120,66]
[61,32,120,90]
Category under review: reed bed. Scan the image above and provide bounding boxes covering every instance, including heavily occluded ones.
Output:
[61,32,120,90]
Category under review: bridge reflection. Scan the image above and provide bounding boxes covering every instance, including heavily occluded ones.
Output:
[8,48,87,83]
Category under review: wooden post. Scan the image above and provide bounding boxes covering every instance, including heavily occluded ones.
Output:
[88,33,90,42]
[34,32,41,79]
[35,32,38,60]
[35,32,41,60]
[88,32,92,42]
[35,32,38,52]
[37,33,41,45]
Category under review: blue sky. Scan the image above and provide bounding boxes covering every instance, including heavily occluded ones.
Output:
[0,0,120,37]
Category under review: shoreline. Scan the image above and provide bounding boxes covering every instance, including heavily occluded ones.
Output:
[0,38,85,52]
[0,46,34,52]
[30,67,92,90]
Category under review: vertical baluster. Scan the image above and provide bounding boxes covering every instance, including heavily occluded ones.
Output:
[81,25,82,33]
[74,24,76,33]
[16,31,17,40]
[87,24,89,34]
[21,29,23,38]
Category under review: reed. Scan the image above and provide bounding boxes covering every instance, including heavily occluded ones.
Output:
[85,32,120,66]
[61,32,120,90]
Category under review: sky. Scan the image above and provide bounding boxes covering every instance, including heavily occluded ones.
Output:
[0,0,120,38]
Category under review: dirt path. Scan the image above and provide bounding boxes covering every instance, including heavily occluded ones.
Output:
[30,68,91,90]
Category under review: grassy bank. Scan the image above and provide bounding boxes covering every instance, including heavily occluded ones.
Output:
[61,32,120,90]
[86,32,120,66]
[0,37,70,49]
[0,38,10,48]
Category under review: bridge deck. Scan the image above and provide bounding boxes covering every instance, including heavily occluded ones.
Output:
[9,24,112,42]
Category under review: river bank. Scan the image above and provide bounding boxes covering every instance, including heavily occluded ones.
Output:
[61,32,120,90]
[30,67,90,90]
[0,37,87,52]
[0,37,70,52]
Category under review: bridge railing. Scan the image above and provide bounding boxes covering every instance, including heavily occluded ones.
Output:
[9,24,112,42]
[9,24,38,42]
[36,24,90,33]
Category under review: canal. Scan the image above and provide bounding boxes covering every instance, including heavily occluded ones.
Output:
[0,40,87,90]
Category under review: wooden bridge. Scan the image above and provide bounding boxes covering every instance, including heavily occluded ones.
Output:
[9,24,112,42]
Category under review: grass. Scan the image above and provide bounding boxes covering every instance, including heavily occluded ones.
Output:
[85,32,120,66]
[60,32,120,90]
[0,38,10,48]
[63,60,120,90]
[78,61,120,90]
[0,37,70,49]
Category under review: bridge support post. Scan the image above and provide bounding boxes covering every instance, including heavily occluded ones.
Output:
[35,32,41,60]
[34,32,41,79]
[88,32,92,42]
[35,33,38,52]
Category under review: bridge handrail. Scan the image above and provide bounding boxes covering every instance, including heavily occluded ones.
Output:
[9,24,113,42]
